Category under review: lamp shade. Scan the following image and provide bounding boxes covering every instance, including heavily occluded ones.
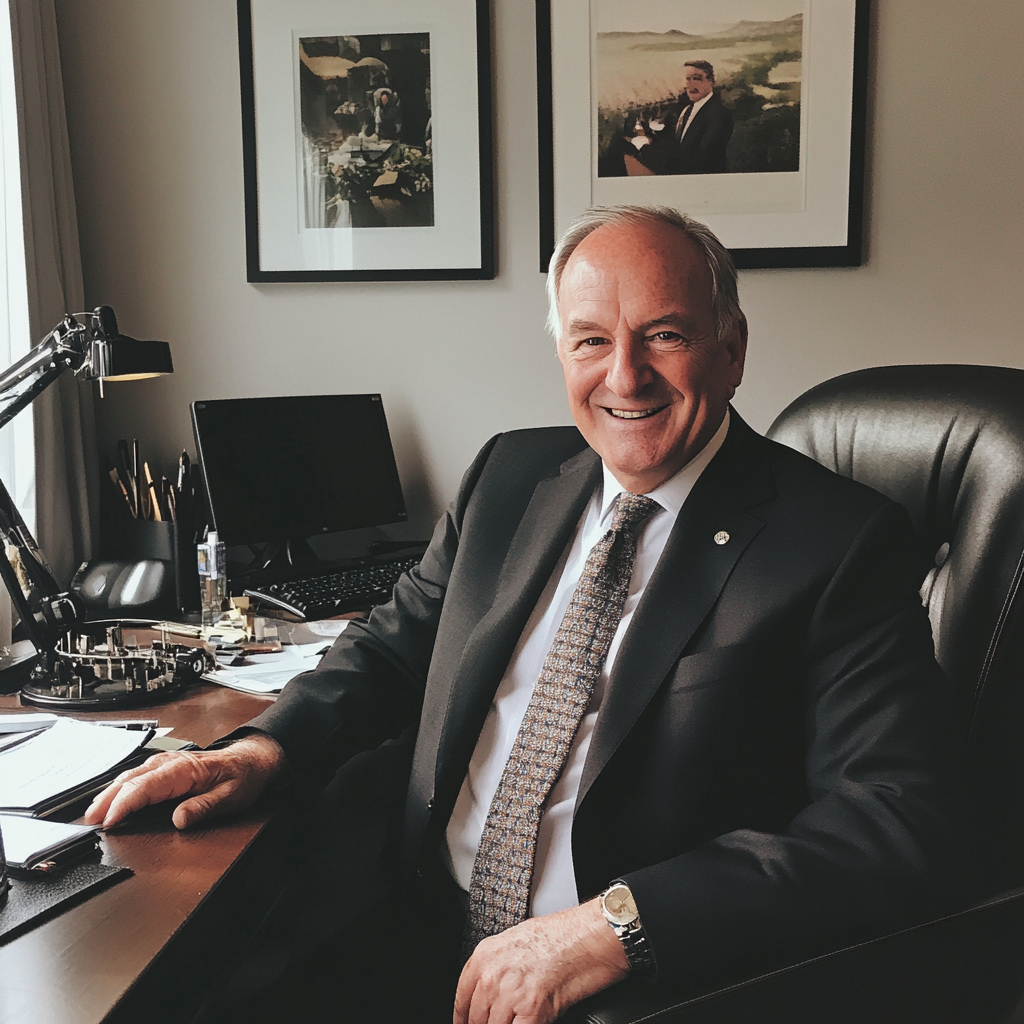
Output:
[85,335,173,381]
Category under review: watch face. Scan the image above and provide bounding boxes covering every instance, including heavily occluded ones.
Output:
[602,883,638,926]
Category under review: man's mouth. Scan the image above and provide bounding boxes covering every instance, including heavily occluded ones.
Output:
[607,406,668,420]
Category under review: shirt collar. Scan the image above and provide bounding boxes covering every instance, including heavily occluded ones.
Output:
[598,408,731,523]
[689,90,714,117]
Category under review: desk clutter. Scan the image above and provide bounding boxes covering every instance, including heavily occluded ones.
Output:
[89,440,203,621]
[14,393,422,712]
[0,711,188,936]
[104,440,193,525]
[0,714,189,818]
[0,714,173,944]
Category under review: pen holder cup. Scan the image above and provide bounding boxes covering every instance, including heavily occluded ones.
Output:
[86,517,201,618]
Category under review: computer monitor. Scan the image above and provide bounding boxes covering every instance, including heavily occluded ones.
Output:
[190,394,408,562]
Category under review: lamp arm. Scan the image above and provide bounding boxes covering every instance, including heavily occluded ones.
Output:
[0,317,89,430]
[0,471,80,656]
[0,315,92,657]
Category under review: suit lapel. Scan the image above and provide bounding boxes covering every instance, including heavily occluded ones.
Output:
[432,447,602,800]
[577,417,774,806]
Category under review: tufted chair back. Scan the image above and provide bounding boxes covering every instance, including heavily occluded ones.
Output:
[767,365,1024,875]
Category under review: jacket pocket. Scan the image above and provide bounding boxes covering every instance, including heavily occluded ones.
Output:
[667,640,772,696]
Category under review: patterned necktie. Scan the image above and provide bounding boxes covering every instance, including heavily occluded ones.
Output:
[464,491,660,953]
[676,104,694,141]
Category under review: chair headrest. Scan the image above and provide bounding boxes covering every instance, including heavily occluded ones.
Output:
[767,364,1024,744]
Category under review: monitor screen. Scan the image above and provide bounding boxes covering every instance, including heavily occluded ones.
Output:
[190,394,407,547]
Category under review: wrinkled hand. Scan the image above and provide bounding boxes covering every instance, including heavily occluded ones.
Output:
[82,733,288,830]
[454,898,629,1024]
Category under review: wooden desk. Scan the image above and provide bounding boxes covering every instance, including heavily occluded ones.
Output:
[0,683,281,1024]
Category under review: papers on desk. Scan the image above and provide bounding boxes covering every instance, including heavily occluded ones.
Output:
[0,712,58,733]
[203,641,331,696]
[0,718,154,817]
[0,814,100,872]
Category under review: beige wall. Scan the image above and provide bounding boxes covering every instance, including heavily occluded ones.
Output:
[54,0,1023,536]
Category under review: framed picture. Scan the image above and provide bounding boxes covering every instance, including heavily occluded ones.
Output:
[537,0,869,270]
[238,0,493,281]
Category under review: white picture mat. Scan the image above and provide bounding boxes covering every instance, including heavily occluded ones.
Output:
[249,0,483,272]
[550,0,857,250]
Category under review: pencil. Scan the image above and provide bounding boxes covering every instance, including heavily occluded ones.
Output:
[133,439,144,517]
[108,466,135,518]
[144,462,163,522]
[163,477,176,522]
[117,439,137,515]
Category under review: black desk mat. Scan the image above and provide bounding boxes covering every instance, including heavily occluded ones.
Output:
[0,859,131,944]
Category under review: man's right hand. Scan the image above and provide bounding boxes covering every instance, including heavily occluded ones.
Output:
[82,732,288,830]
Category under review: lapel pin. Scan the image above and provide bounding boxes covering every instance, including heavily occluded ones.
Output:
[714,531,730,546]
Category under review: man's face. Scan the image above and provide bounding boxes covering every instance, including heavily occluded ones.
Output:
[684,67,714,103]
[556,221,746,494]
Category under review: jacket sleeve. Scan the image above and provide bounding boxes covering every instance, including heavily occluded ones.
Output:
[245,434,500,785]
[623,501,970,981]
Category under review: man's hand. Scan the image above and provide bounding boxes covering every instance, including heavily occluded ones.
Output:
[454,897,629,1024]
[82,733,288,830]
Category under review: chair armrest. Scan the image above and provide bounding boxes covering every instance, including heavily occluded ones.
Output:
[568,887,1024,1024]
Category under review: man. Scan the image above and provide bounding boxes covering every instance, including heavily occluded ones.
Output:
[671,61,733,174]
[86,207,964,1023]
[373,86,402,141]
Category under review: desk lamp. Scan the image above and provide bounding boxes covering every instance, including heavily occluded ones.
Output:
[0,307,207,710]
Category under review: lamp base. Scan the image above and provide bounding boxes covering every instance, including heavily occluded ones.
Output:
[18,622,211,712]
[0,640,40,694]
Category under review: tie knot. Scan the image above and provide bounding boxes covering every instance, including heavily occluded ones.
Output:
[610,492,660,536]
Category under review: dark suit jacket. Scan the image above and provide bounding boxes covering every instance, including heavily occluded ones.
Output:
[671,91,733,174]
[250,413,965,983]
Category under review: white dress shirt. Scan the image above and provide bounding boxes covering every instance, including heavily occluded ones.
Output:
[678,90,713,140]
[445,411,730,916]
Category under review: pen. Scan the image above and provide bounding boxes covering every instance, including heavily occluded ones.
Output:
[108,464,135,518]
[177,450,190,493]
[144,462,163,522]
[163,477,176,522]
[117,440,137,515]
[133,439,144,518]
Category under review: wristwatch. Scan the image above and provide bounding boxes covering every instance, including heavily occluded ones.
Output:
[600,880,657,975]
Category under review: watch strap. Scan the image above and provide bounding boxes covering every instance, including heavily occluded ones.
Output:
[604,880,657,975]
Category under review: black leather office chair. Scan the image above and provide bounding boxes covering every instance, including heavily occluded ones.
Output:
[571,365,1024,1024]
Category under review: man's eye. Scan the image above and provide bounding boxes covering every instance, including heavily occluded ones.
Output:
[650,331,683,344]
[581,337,607,347]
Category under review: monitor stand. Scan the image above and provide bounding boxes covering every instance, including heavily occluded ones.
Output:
[250,537,326,575]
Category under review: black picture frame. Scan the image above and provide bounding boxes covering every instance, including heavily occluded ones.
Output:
[238,0,494,282]
[537,0,870,271]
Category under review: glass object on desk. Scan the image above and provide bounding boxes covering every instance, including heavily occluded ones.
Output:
[197,530,229,626]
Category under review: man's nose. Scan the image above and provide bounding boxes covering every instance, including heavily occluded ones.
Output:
[605,341,652,397]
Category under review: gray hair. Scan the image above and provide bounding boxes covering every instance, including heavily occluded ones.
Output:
[545,205,745,343]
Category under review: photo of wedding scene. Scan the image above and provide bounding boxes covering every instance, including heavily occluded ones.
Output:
[299,32,433,228]
[596,1,804,178]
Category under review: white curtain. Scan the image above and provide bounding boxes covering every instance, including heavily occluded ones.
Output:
[0,0,31,645]
[8,0,96,587]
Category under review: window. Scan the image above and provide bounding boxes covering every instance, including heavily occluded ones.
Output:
[0,0,34,538]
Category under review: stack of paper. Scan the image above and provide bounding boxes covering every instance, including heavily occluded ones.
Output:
[203,641,331,696]
[0,718,154,817]
[0,814,100,872]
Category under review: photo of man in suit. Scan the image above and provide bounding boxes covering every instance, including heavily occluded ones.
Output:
[671,60,733,174]
[85,206,965,1024]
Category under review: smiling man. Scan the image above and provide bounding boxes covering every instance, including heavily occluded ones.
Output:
[86,207,964,1024]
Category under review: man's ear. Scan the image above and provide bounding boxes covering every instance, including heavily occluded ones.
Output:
[724,317,748,392]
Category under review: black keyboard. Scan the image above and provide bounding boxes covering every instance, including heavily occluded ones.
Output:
[243,556,421,620]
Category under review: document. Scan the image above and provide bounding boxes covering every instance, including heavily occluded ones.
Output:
[0,718,153,816]
[0,814,99,871]
[203,642,329,696]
